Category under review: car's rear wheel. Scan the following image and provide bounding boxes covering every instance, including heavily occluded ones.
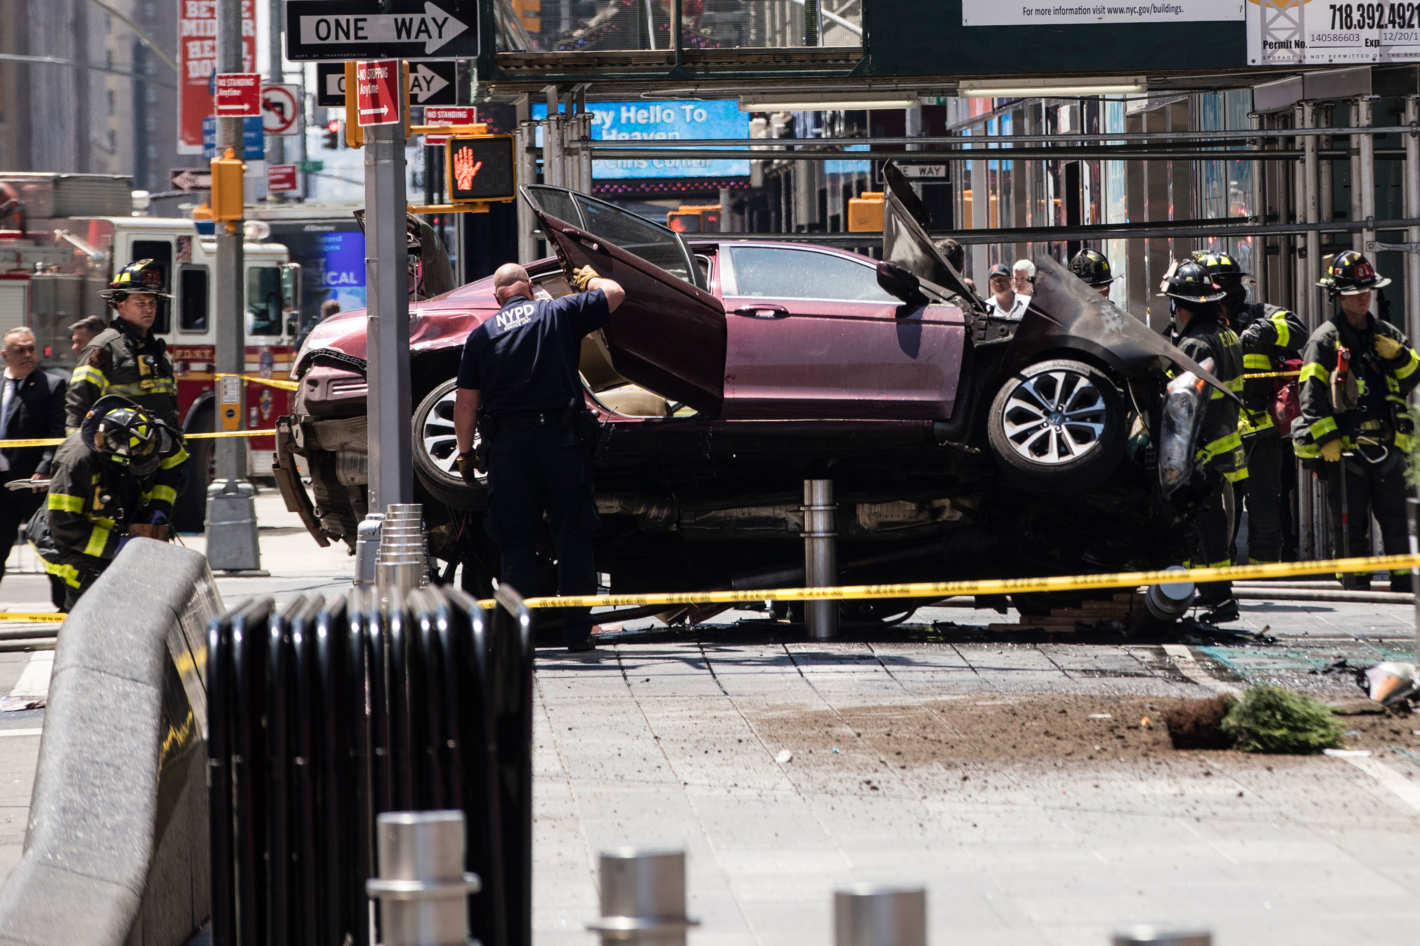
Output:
[986,358,1125,492]
[412,378,483,511]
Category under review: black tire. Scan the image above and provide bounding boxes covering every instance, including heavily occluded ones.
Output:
[986,358,1126,493]
[412,378,483,511]
[174,406,214,532]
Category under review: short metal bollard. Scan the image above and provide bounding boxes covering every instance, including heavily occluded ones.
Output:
[1111,927,1211,945]
[355,513,386,587]
[366,810,481,946]
[1144,566,1196,622]
[833,884,926,946]
[586,847,699,945]
[803,478,838,641]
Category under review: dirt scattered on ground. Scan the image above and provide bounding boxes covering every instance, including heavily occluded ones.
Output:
[746,695,1420,765]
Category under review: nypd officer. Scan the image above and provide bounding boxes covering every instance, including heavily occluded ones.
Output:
[452,262,625,652]
[1296,251,1419,591]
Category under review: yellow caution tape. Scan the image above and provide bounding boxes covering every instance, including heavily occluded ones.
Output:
[1241,369,1302,380]
[479,552,1420,610]
[0,612,65,623]
[184,428,277,440]
[213,372,300,392]
[0,427,277,448]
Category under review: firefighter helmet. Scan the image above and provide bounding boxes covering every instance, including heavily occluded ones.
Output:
[80,396,175,477]
[1318,250,1392,295]
[98,259,170,304]
[1190,249,1250,282]
[1068,248,1116,287]
[1158,259,1226,304]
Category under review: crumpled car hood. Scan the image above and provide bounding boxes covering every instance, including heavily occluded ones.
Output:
[293,278,498,375]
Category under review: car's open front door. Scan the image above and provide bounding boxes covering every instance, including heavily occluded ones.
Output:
[521,185,726,415]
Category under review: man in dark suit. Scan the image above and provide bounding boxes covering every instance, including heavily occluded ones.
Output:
[0,328,66,604]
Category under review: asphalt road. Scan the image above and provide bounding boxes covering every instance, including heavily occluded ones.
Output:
[1,493,1419,945]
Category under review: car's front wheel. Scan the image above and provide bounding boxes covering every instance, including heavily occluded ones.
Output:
[986,358,1126,492]
[412,378,483,510]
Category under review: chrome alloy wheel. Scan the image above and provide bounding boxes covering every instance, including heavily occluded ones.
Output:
[419,385,486,487]
[998,367,1110,465]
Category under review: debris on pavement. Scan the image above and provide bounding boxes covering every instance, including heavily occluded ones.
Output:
[0,696,43,712]
[775,749,793,764]
[1355,661,1420,708]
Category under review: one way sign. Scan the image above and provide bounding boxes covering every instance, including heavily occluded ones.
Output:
[316,60,457,107]
[285,0,477,61]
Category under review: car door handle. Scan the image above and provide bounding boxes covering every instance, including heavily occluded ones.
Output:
[732,305,789,318]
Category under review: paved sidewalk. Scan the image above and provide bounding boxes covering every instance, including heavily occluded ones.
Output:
[3,491,1420,945]
[533,635,1420,946]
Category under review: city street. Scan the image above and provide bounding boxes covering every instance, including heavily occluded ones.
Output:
[2,493,1419,944]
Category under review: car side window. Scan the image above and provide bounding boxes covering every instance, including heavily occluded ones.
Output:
[727,246,898,303]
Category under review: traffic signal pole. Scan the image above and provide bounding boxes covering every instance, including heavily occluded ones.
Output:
[364,107,413,511]
[210,0,262,570]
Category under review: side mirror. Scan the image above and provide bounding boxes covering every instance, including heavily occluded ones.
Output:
[876,261,927,307]
[280,262,302,321]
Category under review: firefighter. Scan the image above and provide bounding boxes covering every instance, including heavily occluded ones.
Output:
[66,259,181,433]
[1069,248,1116,298]
[28,396,186,608]
[1161,259,1245,621]
[1295,251,1419,591]
[1192,250,1305,564]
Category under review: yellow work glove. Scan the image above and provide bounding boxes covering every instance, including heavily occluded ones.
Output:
[570,265,600,293]
[1374,333,1405,360]
[1320,440,1342,462]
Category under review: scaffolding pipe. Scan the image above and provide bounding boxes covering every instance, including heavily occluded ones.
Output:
[543,87,563,188]
[1407,97,1420,344]
[1352,98,1364,253]
[1359,95,1378,256]
[1298,102,1319,562]
[579,144,1407,162]
[696,214,1420,247]
[581,126,1419,148]
[1250,111,1267,301]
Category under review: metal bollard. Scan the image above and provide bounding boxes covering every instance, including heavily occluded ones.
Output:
[375,503,429,601]
[1144,566,1196,622]
[802,478,838,641]
[366,810,481,946]
[586,847,699,945]
[833,885,926,946]
[355,513,385,587]
[1111,927,1211,945]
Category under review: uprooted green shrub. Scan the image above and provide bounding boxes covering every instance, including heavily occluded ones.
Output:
[1220,685,1344,753]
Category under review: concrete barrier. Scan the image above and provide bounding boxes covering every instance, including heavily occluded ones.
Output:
[0,539,220,946]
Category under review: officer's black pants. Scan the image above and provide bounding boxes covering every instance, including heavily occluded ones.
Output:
[1239,433,1287,562]
[1323,449,1411,590]
[1186,486,1233,604]
[485,419,598,645]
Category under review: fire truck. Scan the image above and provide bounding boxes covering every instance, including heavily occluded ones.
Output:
[0,172,300,529]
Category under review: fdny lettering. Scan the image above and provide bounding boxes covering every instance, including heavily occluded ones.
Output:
[494,302,535,334]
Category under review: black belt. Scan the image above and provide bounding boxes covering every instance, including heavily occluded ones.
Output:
[490,409,567,427]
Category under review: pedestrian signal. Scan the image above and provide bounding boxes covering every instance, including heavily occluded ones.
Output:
[445,135,516,204]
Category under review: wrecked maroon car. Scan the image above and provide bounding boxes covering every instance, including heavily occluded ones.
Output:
[275,170,1229,605]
